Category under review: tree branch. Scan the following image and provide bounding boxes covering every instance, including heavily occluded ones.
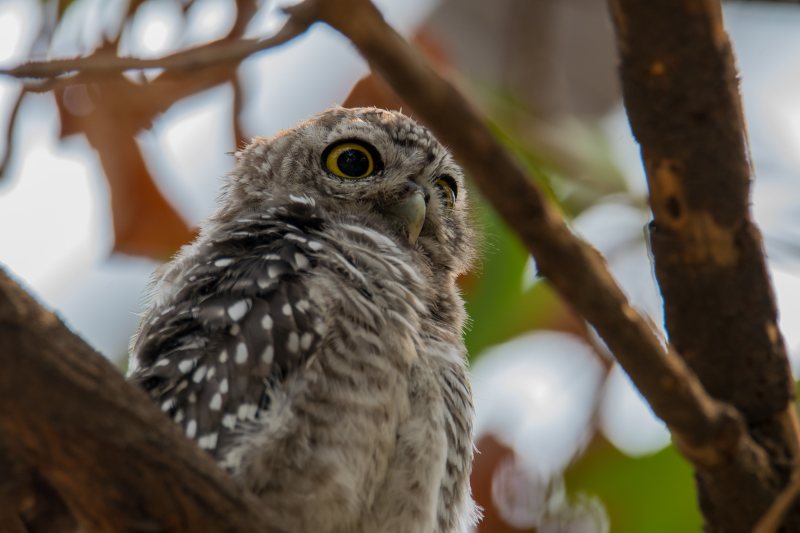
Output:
[305,0,745,458]
[609,0,800,528]
[0,268,272,531]
[0,88,25,179]
[305,0,799,528]
[0,15,310,80]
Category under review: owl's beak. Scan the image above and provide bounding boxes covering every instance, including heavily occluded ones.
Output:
[386,190,427,245]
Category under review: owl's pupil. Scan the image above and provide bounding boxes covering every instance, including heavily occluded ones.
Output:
[338,150,370,177]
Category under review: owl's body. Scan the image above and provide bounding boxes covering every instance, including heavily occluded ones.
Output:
[129,108,477,532]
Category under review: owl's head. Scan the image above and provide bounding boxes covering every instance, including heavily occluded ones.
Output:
[226,107,475,277]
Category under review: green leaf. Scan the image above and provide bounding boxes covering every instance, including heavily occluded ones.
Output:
[565,439,702,532]
[463,195,562,359]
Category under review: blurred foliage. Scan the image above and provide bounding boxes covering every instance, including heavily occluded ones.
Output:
[566,438,702,532]
[14,0,257,258]
[462,196,567,359]
[482,87,632,216]
[463,87,625,360]
[462,86,691,532]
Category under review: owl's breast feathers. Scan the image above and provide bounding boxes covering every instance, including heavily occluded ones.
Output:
[129,193,474,531]
[129,193,428,449]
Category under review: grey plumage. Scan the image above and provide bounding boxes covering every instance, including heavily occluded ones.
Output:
[129,107,478,532]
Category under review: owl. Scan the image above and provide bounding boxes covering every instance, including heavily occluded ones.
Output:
[128,107,478,532]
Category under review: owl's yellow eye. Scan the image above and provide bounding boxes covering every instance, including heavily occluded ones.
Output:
[324,142,377,179]
[435,175,457,209]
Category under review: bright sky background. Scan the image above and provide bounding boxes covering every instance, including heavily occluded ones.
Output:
[2,1,800,502]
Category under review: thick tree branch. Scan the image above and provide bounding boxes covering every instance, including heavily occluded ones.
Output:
[609,0,793,428]
[0,269,271,531]
[609,0,799,529]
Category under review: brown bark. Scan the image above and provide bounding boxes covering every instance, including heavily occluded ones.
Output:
[1,0,798,530]
[0,269,271,532]
[608,0,799,530]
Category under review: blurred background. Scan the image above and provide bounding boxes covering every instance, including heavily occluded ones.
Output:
[3,0,800,531]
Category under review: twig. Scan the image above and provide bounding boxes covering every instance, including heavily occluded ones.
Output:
[754,406,800,533]
[0,89,25,178]
[232,76,247,146]
[0,15,310,80]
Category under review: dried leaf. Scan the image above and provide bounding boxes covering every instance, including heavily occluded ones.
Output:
[344,29,449,110]
[55,79,195,259]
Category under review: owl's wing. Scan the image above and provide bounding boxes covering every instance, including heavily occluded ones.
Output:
[129,201,327,456]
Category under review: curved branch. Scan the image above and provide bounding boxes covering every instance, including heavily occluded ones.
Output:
[304,0,790,529]
[0,16,310,80]
[307,0,736,457]
[0,268,271,532]
[609,0,799,529]
[0,89,25,179]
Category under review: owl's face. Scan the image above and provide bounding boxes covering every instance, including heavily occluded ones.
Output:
[226,107,474,277]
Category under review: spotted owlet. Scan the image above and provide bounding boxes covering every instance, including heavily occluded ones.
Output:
[128,107,478,532]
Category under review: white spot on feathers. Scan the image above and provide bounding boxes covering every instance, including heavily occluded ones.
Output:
[300,332,314,350]
[198,432,218,450]
[294,253,310,269]
[287,332,299,353]
[235,343,248,364]
[214,258,233,267]
[285,234,306,243]
[262,345,274,364]
[237,403,257,420]
[228,300,250,321]
[178,359,193,373]
[186,420,197,438]
[289,193,314,205]
[222,413,236,429]
[192,365,207,383]
[210,393,223,411]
